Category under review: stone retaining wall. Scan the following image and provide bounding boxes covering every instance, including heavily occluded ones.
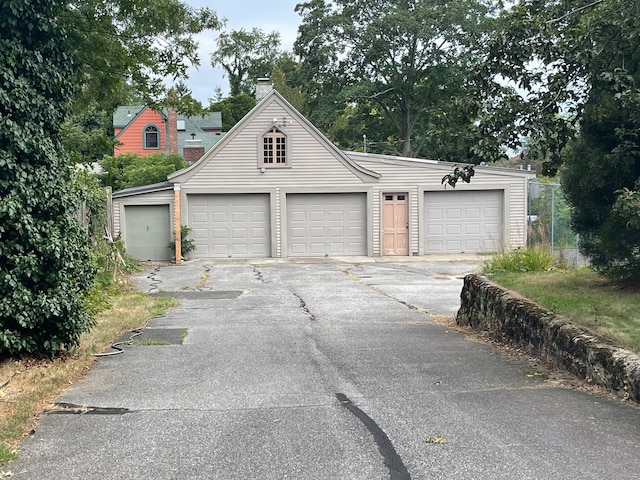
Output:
[456,274,640,403]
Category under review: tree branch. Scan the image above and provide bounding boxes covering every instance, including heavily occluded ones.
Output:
[546,0,606,24]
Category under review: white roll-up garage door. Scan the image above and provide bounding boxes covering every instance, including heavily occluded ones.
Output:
[424,190,503,253]
[189,194,270,258]
[287,193,367,257]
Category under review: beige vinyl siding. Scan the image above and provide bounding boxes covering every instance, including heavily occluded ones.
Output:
[183,101,372,190]
[354,156,531,254]
[113,189,174,238]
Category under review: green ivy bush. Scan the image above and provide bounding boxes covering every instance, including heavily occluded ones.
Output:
[0,0,95,357]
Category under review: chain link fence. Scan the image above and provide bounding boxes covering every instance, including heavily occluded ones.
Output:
[528,179,589,267]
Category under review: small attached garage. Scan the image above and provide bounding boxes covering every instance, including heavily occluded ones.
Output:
[124,205,172,261]
[424,190,503,254]
[188,194,271,258]
[286,193,367,256]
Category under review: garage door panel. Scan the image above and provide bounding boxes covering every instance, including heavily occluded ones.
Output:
[124,205,171,261]
[192,212,208,223]
[486,207,500,218]
[188,194,270,258]
[310,227,325,237]
[425,190,503,254]
[231,212,247,222]
[287,193,366,257]
[466,224,481,235]
[466,208,481,218]
[329,226,344,237]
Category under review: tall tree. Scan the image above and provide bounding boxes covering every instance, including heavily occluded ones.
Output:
[58,1,221,163]
[482,0,640,278]
[62,0,221,112]
[294,0,503,159]
[208,94,256,131]
[211,28,283,96]
[1,0,95,356]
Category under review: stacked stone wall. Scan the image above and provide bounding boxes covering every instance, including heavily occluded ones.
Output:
[456,274,640,403]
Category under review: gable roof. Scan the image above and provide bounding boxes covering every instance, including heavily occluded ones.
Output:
[113,107,223,131]
[113,105,148,129]
[168,89,380,183]
[178,111,222,130]
[176,113,225,154]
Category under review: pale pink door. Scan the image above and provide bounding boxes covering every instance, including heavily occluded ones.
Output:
[382,193,409,255]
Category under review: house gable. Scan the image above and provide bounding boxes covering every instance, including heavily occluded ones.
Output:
[168,90,380,187]
[113,107,224,159]
[114,106,167,157]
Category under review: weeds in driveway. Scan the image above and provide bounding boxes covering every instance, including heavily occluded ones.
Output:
[0,292,177,465]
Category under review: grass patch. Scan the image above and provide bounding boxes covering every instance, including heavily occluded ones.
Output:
[133,339,172,346]
[0,290,176,466]
[488,268,640,353]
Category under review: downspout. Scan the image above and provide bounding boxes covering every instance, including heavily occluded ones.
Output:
[173,183,181,265]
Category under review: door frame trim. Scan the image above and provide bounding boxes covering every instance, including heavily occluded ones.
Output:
[381,191,409,256]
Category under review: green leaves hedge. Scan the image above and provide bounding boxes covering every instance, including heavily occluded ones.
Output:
[0,0,95,356]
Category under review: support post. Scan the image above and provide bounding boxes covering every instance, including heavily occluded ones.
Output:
[174,183,181,265]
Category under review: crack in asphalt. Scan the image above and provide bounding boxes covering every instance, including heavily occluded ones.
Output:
[293,292,317,321]
[343,268,431,317]
[146,266,162,293]
[251,264,269,283]
[336,393,411,480]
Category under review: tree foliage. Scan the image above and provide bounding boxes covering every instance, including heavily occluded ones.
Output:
[63,102,114,165]
[293,0,503,160]
[485,0,640,278]
[58,1,221,163]
[0,0,95,356]
[98,153,188,191]
[211,28,283,96]
[208,94,256,131]
[62,0,221,111]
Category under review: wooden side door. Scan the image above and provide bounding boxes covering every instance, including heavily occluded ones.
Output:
[382,193,409,256]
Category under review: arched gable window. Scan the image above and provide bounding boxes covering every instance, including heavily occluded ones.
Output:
[144,124,160,149]
[261,126,287,167]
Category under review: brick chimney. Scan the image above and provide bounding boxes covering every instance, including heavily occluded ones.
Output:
[255,78,273,103]
[183,138,205,163]
[167,107,178,154]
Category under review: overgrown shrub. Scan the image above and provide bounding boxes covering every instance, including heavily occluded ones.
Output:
[168,225,197,259]
[0,0,95,357]
[98,152,188,191]
[483,247,554,274]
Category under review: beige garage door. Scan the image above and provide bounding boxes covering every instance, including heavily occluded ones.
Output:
[287,193,367,256]
[189,194,270,258]
[424,190,503,253]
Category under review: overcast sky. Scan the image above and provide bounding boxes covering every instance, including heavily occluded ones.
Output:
[181,1,302,104]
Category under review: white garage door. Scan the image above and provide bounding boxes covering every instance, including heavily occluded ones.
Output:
[287,193,367,256]
[424,190,503,253]
[189,194,270,258]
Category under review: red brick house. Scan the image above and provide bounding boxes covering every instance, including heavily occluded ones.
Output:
[113,106,225,162]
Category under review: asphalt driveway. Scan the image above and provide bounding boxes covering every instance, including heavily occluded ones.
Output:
[6,258,640,479]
